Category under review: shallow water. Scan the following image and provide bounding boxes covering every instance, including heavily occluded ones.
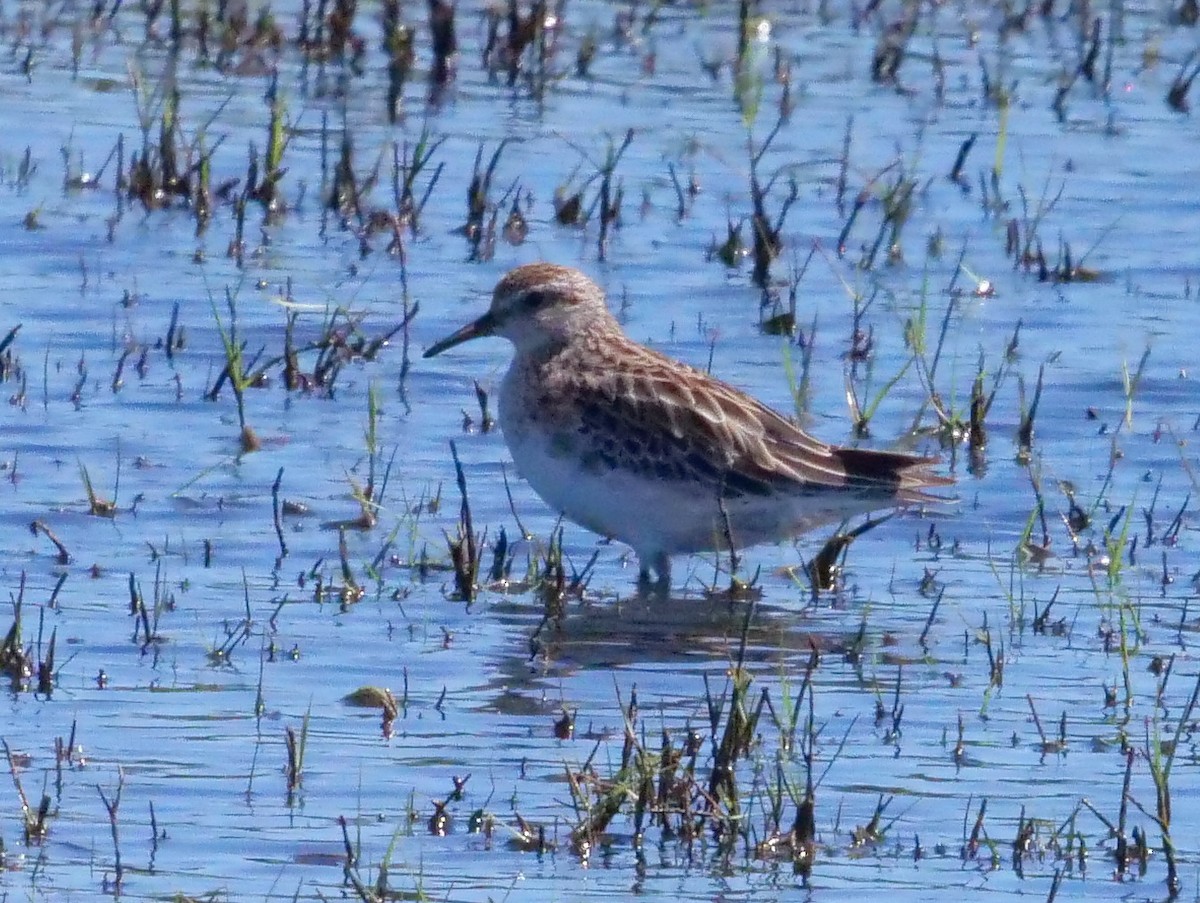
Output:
[0,0,1199,899]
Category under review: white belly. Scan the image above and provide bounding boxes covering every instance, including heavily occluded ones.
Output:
[506,425,713,552]
[498,368,705,558]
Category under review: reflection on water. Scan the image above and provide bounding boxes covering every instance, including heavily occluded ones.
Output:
[0,0,1198,899]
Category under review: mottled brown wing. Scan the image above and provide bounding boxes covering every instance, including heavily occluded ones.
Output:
[557,339,924,500]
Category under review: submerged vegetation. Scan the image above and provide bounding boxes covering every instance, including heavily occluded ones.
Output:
[0,0,1197,900]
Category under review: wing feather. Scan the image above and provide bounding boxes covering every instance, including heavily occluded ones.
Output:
[532,336,947,502]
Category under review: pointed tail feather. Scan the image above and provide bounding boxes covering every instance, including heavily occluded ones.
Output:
[833,446,954,505]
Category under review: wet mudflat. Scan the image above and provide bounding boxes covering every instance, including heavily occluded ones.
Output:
[0,0,1199,899]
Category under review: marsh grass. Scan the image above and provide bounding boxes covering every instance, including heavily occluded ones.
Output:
[5,0,1200,899]
[744,116,798,288]
[445,440,481,603]
[1166,52,1200,112]
[208,287,262,452]
[285,704,312,797]
[462,140,510,260]
[1138,670,1200,895]
[96,767,125,889]
[555,607,840,874]
[4,738,51,843]
[338,383,390,531]
[341,814,411,902]
[79,460,118,517]
[556,129,635,261]
[381,0,415,124]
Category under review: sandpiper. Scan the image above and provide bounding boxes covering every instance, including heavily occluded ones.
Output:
[425,263,951,591]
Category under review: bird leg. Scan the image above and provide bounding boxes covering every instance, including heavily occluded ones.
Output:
[636,551,672,597]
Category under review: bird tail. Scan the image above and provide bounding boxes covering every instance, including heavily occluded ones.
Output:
[835,447,954,506]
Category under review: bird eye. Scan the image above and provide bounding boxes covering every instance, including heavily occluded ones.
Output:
[522,290,548,309]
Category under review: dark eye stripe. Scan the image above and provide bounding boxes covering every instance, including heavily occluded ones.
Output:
[522,290,548,309]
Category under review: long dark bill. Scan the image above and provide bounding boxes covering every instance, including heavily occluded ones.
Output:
[423,311,497,358]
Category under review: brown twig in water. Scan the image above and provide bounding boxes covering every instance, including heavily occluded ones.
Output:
[96,767,125,888]
[272,467,288,560]
[5,739,50,842]
[445,440,479,602]
[285,707,311,794]
[29,521,70,564]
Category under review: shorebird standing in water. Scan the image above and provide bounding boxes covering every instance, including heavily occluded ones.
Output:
[425,263,951,592]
